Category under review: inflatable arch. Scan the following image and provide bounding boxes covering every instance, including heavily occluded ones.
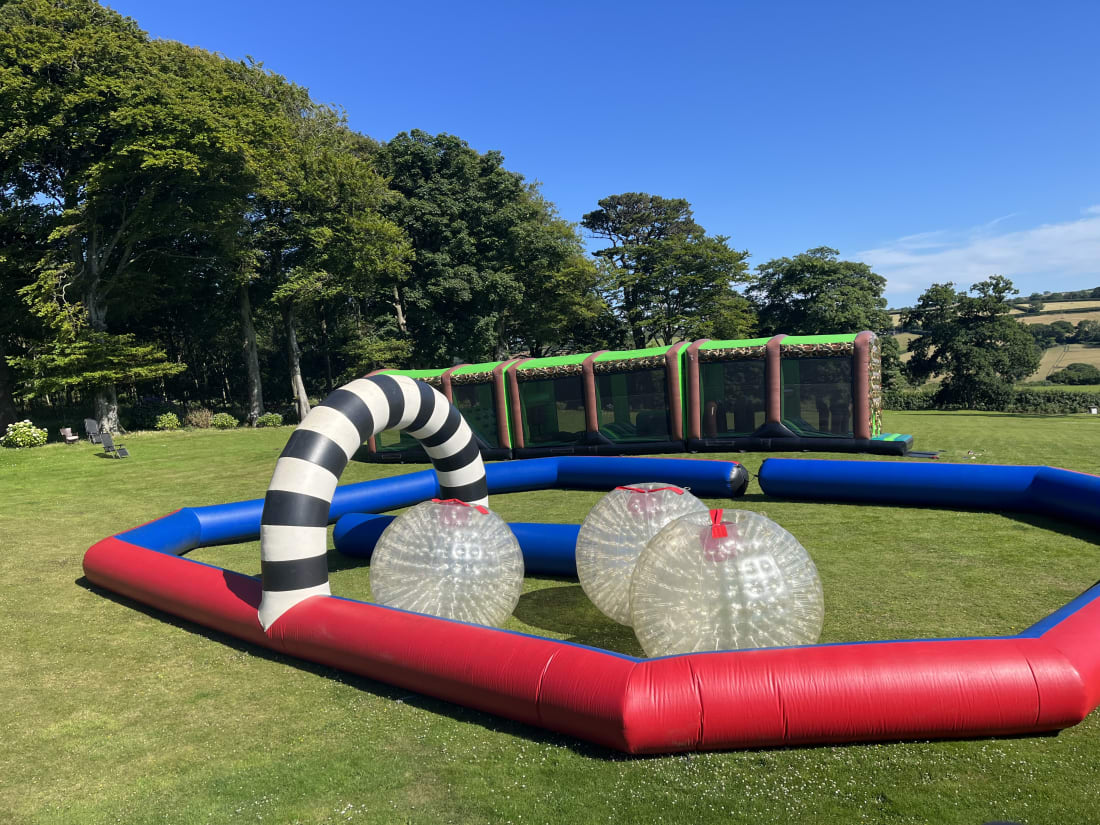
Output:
[84,377,1100,753]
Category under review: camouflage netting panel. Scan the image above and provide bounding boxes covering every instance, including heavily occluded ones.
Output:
[779,341,856,359]
[698,346,767,363]
[516,363,585,381]
[868,336,883,436]
[593,354,667,374]
[451,371,494,386]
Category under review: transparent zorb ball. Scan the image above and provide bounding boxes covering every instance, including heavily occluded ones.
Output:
[369,499,524,627]
[630,509,824,657]
[575,483,709,626]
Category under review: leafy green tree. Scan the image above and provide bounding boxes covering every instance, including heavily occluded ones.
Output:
[247,92,408,421]
[903,276,1041,408]
[1075,319,1100,344]
[748,247,900,386]
[1050,320,1075,344]
[1026,323,1058,349]
[0,193,48,429]
[582,193,750,348]
[0,1,256,428]
[749,247,891,334]
[1026,292,1045,313]
[376,131,592,364]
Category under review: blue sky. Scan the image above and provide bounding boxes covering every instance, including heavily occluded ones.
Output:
[108,0,1100,308]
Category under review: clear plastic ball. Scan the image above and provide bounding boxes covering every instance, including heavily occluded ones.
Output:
[630,509,824,656]
[575,483,709,626]
[369,500,524,627]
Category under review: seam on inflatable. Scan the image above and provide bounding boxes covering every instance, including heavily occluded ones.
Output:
[1021,648,1043,727]
[771,669,789,741]
[687,658,705,748]
[533,647,559,728]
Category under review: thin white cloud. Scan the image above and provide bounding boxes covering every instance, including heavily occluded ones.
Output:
[855,209,1100,307]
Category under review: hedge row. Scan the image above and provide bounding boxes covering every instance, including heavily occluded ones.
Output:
[884,386,1100,413]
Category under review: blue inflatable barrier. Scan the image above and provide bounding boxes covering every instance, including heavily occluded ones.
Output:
[121,456,747,556]
[758,458,1100,530]
[334,513,581,576]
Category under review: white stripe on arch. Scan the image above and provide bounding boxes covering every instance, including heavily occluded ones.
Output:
[260,524,329,562]
[267,457,340,501]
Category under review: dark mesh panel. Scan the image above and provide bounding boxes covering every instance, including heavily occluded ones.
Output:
[519,376,587,446]
[781,357,853,437]
[452,382,499,448]
[595,369,671,442]
[699,360,766,437]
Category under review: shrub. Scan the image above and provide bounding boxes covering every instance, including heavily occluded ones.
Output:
[1049,363,1100,385]
[255,412,283,428]
[1,419,48,448]
[882,387,937,410]
[126,399,178,431]
[184,407,213,429]
[211,412,239,430]
[155,412,181,431]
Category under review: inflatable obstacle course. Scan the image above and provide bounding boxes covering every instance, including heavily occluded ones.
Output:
[83,376,1100,753]
[365,332,913,462]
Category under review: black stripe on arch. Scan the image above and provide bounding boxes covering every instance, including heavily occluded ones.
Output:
[320,389,375,443]
[431,436,481,473]
[279,430,348,478]
[261,490,332,527]
[261,554,330,592]
[368,374,406,430]
[406,381,438,433]
[419,405,464,448]
[439,477,489,504]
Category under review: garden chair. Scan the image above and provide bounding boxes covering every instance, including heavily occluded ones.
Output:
[59,427,80,445]
[100,432,129,459]
[84,418,103,444]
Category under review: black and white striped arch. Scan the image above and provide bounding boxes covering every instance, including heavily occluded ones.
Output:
[258,374,488,629]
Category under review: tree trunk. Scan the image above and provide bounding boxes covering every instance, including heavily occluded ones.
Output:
[393,285,408,334]
[284,305,311,423]
[0,338,19,432]
[319,307,333,395]
[95,385,121,433]
[238,283,264,425]
[85,283,123,432]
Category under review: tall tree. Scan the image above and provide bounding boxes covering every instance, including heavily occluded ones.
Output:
[748,247,901,386]
[903,276,1041,408]
[582,193,750,348]
[749,247,891,334]
[0,195,47,429]
[376,131,594,365]
[0,1,255,427]
[246,93,408,421]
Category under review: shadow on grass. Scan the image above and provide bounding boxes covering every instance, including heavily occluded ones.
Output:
[74,574,634,760]
[512,584,644,657]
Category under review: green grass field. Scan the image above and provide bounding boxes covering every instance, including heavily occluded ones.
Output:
[2,412,1099,824]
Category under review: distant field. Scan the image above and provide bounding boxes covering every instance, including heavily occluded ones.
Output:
[1034,343,1100,379]
[893,305,1100,327]
[894,332,919,362]
[1013,300,1100,314]
[1018,310,1100,325]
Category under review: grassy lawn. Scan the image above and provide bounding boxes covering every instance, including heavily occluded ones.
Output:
[2,411,1099,824]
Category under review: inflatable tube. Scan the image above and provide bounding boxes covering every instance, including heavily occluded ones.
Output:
[85,450,1100,752]
[333,513,581,576]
